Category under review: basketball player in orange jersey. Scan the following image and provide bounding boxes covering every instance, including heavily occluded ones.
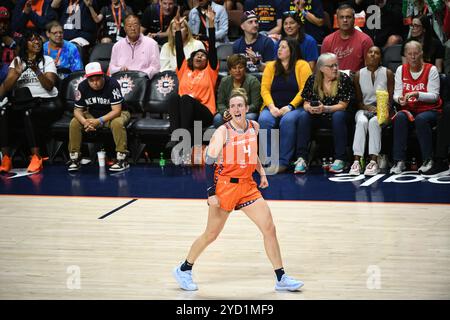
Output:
[173,88,304,292]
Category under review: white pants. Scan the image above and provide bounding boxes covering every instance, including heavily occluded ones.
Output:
[352,110,382,156]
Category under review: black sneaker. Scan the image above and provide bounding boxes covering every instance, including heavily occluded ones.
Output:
[421,161,450,178]
[68,152,81,171]
[109,152,130,171]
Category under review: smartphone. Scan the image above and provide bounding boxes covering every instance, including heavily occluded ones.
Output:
[310,100,320,107]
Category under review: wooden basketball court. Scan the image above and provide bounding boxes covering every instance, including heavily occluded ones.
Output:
[1,194,449,299]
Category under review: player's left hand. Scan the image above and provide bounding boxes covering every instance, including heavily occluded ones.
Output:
[259,175,269,189]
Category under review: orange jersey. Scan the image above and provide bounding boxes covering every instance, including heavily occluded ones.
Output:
[216,120,258,179]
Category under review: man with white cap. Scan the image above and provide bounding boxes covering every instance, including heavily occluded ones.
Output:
[68,61,131,172]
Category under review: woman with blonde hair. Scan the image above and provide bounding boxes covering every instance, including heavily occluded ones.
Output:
[160,17,205,72]
[295,52,355,174]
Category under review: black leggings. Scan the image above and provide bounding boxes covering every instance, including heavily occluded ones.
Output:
[169,95,214,145]
[0,97,62,150]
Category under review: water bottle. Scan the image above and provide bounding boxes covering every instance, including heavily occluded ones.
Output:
[159,152,166,168]
[359,156,365,170]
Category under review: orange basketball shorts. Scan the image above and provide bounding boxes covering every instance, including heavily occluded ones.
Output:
[215,176,262,211]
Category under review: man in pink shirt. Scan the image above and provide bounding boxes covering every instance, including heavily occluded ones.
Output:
[109,14,160,79]
[321,4,373,73]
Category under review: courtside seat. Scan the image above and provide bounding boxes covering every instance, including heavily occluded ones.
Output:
[382,44,402,73]
[217,42,234,76]
[89,43,114,73]
[131,71,179,162]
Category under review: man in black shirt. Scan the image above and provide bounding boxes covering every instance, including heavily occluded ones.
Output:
[68,62,131,171]
[141,0,178,45]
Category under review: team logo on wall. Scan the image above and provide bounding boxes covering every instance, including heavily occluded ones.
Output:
[156,74,175,96]
[73,76,85,101]
[117,75,135,96]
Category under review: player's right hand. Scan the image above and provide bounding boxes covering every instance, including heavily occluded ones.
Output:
[207,195,220,207]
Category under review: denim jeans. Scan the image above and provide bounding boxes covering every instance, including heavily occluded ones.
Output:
[392,110,439,161]
[258,108,301,166]
[296,108,350,161]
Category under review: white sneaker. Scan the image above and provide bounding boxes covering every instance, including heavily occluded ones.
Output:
[390,161,406,174]
[275,274,304,292]
[349,160,361,175]
[109,152,130,171]
[172,264,198,291]
[418,159,433,174]
[364,160,379,176]
[68,152,81,171]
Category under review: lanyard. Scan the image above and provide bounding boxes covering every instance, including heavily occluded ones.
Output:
[48,45,62,66]
[159,5,164,31]
[112,4,122,32]
[68,0,79,16]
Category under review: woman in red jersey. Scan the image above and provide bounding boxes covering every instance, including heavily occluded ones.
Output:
[173,88,304,292]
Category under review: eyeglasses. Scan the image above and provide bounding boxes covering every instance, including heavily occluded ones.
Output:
[282,10,298,17]
[28,37,41,43]
[324,63,338,69]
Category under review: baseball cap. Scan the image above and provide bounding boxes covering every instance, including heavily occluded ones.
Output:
[0,7,10,21]
[241,10,258,25]
[85,62,104,77]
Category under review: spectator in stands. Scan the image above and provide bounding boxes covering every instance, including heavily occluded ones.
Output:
[403,0,446,45]
[68,62,130,171]
[109,14,160,79]
[349,46,394,176]
[277,10,318,71]
[11,0,58,37]
[188,0,228,46]
[85,0,133,44]
[402,15,444,73]
[321,3,373,73]
[295,52,355,174]
[214,54,262,127]
[43,20,83,78]
[232,10,275,73]
[390,41,442,174]
[244,0,289,39]
[0,30,61,173]
[51,0,99,46]
[159,16,205,72]
[169,6,218,152]
[289,0,325,44]
[258,38,312,173]
[0,6,16,65]
[350,0,404,49]
[141,0,177,45]
[68,61,131,172]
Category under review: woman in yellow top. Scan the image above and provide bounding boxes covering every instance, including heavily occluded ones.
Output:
[258,38,312,173]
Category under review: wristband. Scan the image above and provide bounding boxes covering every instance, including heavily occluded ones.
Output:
[302,10,308,18]
[287,104,294,111]
[98,116,105,125]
